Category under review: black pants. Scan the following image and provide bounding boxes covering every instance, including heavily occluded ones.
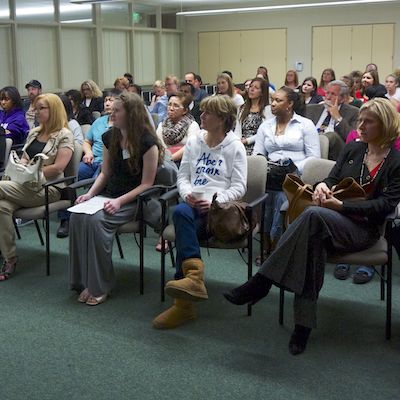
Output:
[259,206,379,328]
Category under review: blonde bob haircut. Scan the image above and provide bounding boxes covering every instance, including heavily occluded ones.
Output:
[359,98,400,148]
[80,79,103,98]
[34,93,68,134]
[200,94,237,133]
[153,80,165,90]
[216,73,235,98]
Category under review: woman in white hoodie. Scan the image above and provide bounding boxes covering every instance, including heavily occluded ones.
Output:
[153,95,247,329]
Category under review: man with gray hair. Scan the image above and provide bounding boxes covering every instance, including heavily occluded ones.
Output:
[306,80,359,160]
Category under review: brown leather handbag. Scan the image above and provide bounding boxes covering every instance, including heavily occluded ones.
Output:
[283,174,366,226]
[207,193,256,243]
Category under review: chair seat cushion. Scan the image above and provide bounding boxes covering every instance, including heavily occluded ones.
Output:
[117,221,140,233]
[14,200,71,220]
[328,236,388,265]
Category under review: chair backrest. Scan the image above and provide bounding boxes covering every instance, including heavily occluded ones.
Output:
[92,111,101,120]
[302,158,335,185]
[319,134,329,159]
[80,124,91,137]
[243,155,268,203]
[64,141,83,178]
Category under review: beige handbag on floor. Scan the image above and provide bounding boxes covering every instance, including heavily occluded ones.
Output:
[2,150,48,191]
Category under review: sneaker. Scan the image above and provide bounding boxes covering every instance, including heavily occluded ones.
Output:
[57,219,69,238]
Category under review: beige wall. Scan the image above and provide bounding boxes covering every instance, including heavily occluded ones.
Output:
[181,3,400,85]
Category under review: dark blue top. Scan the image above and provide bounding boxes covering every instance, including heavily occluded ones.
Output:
[0,108,29,145]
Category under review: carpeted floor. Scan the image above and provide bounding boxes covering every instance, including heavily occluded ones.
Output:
[1,220,399,400]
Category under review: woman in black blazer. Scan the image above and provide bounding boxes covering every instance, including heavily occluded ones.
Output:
[80,80,104,114]
[224,98,400,355]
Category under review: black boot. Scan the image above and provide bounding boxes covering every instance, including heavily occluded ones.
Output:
[288,324,312,355]
[223,273,272,305]
[57,219,69,238]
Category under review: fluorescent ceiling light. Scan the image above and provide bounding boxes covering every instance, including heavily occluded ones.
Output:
[177,0,400,16]
[0,4,92,18]
[61,18,93,23]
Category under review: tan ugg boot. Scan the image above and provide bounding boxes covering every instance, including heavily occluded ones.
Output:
[152,299,196,329]
[165,258,209,301]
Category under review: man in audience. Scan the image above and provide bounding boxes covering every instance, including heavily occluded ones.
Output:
[306,80,359,160]
[23,79,42,130]
[185,72,208,102]
[179,81,201,125]
[56,89,121,238]
[365,63,378,73]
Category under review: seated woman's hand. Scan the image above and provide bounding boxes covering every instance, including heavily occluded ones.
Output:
[186,194,211,214]
[82,153,94,164]
[195,199,211,214]
[312,182,332,206]
[75,193,93,204]
[103,198,121,215]
[320,196,343,211]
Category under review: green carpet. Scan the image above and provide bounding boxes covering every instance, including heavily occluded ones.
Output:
[1,220,399,400]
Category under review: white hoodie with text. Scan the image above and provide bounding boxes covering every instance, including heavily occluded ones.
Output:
[178,130,247,203]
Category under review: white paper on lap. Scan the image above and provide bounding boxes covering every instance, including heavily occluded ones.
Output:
[68,195,113,215]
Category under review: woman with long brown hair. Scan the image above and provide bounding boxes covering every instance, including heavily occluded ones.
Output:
[69,93,164,306]
[234,77,271,155]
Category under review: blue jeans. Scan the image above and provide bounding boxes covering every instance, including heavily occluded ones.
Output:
[264,190,287,240]
[173,203,208,279]
[78,161,101,180]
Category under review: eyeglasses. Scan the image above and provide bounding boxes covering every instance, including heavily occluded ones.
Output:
[168,103,184,110]
[35,106,49,112]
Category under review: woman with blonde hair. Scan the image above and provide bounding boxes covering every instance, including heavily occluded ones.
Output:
[69,93,164,305]
[216,73,244,108]
[153,94,247,329]
[149,80,168,123]
[80,79,104,114]
[225,98,400,355]
[0,93,74,281]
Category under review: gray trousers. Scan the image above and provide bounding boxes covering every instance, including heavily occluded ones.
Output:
[259,206,379,328]
[69,202,137,297]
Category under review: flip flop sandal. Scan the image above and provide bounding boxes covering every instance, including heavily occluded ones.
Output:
[353,265,375,284]
[86,293,108,306]
[334,263,350,280]
[156,240,169,253]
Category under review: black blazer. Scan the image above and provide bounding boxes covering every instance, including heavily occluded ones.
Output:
[83,97,104,114]
[324,141,400,225]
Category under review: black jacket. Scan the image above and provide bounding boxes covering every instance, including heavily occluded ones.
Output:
[324,141,400,225]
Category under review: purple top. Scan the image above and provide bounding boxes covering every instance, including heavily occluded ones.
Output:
[0,108,29,145]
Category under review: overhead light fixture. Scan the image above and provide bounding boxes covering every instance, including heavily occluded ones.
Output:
[176,0,400,16]
[70,0,118,4]
[61,18,93,23]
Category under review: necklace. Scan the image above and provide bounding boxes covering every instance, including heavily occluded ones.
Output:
[359,147,390,187]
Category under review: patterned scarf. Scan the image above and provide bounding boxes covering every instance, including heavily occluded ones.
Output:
[162,113,194,146]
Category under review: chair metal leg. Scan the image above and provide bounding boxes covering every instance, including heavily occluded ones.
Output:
[139,222,144,295]
[279,288,285,325]
[380,264,385,301]
[160,237,167,302]
[14,223,21,240]
[247,230,253,317]
[169,242,176,270]
[115,233,124,259]
[386,261,392,340]
[34,220,45,246]
[45,190,50,276]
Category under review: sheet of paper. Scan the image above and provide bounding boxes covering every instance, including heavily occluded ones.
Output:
[67,195,112,215]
